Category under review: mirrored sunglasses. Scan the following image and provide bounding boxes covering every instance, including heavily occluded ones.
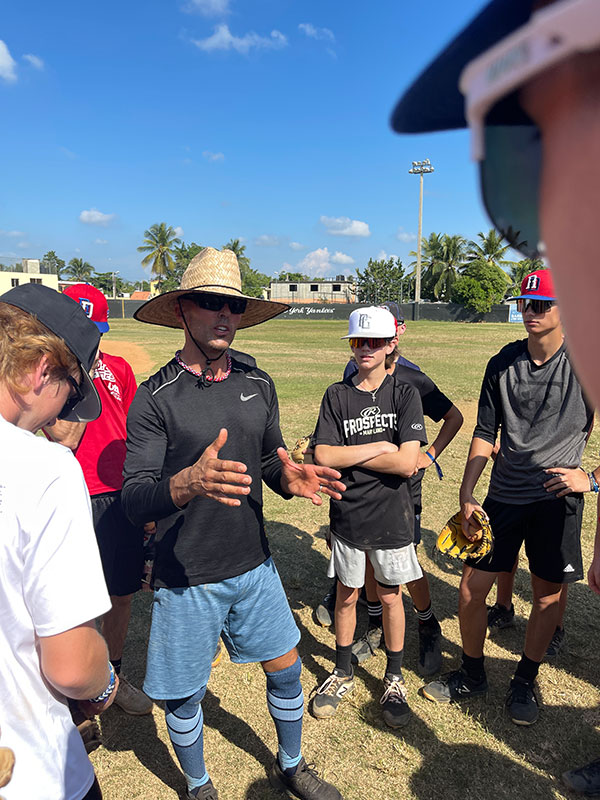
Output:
[349,337,391,350]
[516,298,555,314]
[184,292,248,316]
[58,374,85,420]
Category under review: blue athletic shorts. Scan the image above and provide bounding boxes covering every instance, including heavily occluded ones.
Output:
[143,557,300,699]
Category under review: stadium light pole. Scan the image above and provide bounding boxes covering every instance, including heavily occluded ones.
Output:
[408,158,434,320]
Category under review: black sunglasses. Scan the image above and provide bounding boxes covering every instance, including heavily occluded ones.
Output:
[58,375,85,420]
[516,298,555,314]
[183,293,248,316]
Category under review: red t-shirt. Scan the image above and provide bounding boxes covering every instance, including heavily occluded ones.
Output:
[74,351,137,496]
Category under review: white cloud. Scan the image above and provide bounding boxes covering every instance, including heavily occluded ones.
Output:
[331,251,354,265]
[185,0,230,15]
[288,246,354,278]
[396,227,417,243]
[202,150,225,162]
[174,226,184,237]
[0,230,25,238]
[320,215,370,237]
[59,146,78,159]
[94,238,108,245]
[0,41,17,83]
[17,241,29,249]
[193,24,287,54]
[377,249,399,261]
[23,53,44,70]
[289,241,305,251]
[255,234,280,247]
[298,23,335,42]
[79,208,116,226]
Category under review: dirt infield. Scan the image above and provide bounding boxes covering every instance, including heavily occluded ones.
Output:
[101,340,154,376]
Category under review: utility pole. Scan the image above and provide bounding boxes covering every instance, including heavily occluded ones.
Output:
[112,270,120,299]
[408,159,434,321]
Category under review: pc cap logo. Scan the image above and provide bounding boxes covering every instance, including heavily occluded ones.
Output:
[513,269,556,302]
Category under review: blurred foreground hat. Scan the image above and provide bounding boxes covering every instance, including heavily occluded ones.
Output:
[134,247,289,329]
[0,283,101,422]
[63,283,110,333]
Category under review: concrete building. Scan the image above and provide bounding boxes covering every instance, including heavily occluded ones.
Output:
[0,258,59,294]
[268,276,356,304]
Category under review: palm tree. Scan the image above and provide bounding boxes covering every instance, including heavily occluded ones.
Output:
[467,229,512,268]
[137,223,182,288]
[64,258,94,282]
[507,258,546,296]
[411,233,467,301]
[222,238,250,273]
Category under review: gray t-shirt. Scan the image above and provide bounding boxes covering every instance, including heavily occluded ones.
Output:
[473,339,593,504]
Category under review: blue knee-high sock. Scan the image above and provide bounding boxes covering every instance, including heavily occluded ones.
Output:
[266,656,304,773]
[165,686,209,794]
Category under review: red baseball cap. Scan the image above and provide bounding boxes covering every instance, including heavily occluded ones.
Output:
[513,269,555,302]
[63,283,110,332]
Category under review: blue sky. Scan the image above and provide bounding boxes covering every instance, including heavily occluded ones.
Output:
[1,0,494,284]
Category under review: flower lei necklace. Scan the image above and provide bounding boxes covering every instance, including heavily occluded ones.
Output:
[175,350,232,384]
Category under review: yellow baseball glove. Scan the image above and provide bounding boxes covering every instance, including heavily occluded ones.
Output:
[436,509,493,562]
[290,436,313,465]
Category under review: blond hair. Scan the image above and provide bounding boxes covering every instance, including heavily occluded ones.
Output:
[0,302,79,394]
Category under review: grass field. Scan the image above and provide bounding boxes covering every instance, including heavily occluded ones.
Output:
[93,318,600,800]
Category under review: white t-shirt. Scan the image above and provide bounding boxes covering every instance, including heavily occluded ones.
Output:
[0,414,111,800]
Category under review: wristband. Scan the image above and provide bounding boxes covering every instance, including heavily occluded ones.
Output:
[425,451,443,480]
[589,472,599,493]
[86,662,116,704]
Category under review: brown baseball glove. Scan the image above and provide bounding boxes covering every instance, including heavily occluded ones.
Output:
[436,508,493,562]
[290,436,313,465]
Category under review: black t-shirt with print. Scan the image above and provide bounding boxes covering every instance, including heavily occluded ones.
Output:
[314,374,427,550]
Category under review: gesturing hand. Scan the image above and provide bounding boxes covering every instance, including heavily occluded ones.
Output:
[277,447,346,506]
[171,428,252,508]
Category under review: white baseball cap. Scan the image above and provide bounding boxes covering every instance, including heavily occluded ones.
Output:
[341,306,396,339]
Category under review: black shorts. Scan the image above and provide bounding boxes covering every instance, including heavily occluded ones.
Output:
[467,495,584,584]
[91,491,144,596]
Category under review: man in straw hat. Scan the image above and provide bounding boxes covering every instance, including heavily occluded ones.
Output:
[121,247,346,800]
[0,283,118,800]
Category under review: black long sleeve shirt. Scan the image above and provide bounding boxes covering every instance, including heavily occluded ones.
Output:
[121,356,289,587]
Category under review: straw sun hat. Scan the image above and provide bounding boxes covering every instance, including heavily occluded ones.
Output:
[134,247,289,330]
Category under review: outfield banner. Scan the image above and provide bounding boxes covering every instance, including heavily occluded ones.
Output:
[108,299,512,323]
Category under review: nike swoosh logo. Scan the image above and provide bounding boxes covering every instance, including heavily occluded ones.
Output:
[240,393,258,402]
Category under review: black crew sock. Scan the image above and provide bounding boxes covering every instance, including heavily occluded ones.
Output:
[415,602,434,624]
[367,599,383,629]
[514,653,540,684]
[110,658,122,676]
[461,652,485,682]
[335,643,353,676]
[385,648,404,679]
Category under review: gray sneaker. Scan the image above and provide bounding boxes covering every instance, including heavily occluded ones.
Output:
[187,778,219,799]
[315,585,336,627]
[351,626,383,665]
[269,756,343,799]
[312,669,354,719]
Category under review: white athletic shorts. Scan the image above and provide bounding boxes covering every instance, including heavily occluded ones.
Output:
[327,533,422,588]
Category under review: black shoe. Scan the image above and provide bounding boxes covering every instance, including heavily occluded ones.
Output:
[351,626,383,665]
[269,756,343,800]
[315,585,337,627]
[418,619,442,676]
[545,626,566,659]
[563,758,600,796]
[422,667,488,703]
[487,602,515,632]
[187,779,219,800]
[380,675,411,728]
[505,676,539,726]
